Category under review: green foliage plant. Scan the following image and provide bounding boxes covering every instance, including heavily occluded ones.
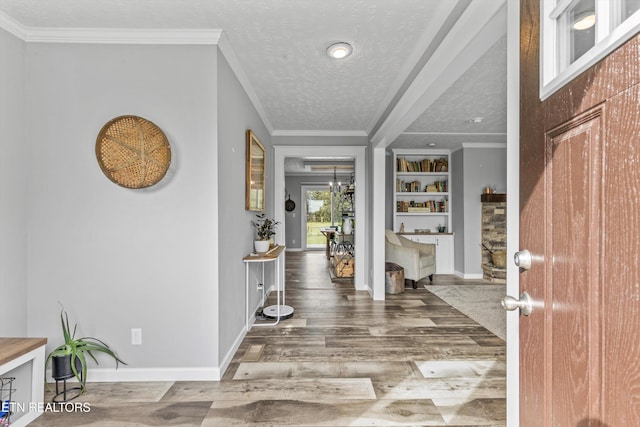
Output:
[251,213,280,241]
[45,306,126,393]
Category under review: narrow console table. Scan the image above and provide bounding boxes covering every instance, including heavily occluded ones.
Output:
[243,245,293,330]
[0,338,47,427]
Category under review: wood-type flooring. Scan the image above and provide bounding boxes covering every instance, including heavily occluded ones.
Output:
[31,251,506,426]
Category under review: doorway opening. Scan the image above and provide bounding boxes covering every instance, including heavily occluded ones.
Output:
[301,186,331,250]
[274,145,366,291]
[301,183,353,250]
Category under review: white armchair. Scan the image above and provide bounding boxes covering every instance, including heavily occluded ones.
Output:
[385,229,435,288]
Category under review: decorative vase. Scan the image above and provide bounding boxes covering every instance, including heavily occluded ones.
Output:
[491,250,507,268]
[255,240,270,254]
[343,218,353,234]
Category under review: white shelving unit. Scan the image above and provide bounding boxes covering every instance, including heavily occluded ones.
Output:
[392,148,454,274]
[393,149,451,233]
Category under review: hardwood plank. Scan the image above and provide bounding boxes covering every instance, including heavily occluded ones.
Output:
[162,378,376,401]
[202,399,445,426]
[233,361,421,381]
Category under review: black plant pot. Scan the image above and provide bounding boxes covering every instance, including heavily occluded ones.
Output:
[51,354,83,403]
[51,354,82,380]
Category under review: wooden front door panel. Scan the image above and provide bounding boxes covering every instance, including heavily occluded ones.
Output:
[546,111,603,425]
[601,84,640,422]
[520,0,640,424]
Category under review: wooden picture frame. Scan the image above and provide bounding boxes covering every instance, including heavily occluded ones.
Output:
[246,130,265,211]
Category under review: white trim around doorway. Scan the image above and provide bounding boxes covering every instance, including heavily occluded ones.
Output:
[274,145,367,292]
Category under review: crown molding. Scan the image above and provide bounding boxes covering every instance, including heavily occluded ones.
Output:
[217,31,274,134]
[400,131,507,136]
[0,11,27,39]
[0,13,222,44]
[24,27,222,44]
[461,142,507,149]
[271,130,368,137]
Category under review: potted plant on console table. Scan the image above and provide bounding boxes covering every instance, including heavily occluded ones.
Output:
[45,306,126,401]
[251,213,279,254]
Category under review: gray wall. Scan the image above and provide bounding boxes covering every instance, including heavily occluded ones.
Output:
[217,50,272,362]
[456,145,507,276]
[25,43,220,370]
[0,28,27,336]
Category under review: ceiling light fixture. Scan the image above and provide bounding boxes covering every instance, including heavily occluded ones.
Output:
[469,117,483,124]
[428,143,437,147]
[329,167,342,193]
[573,11,596,30]
[327,42,353,59]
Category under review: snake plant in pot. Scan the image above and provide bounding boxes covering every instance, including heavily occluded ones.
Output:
[45,307,126,395]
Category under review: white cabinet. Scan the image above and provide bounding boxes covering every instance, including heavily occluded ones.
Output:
[404,233,454,274]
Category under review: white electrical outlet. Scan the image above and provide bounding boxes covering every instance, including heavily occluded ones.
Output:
[131,328,142,345]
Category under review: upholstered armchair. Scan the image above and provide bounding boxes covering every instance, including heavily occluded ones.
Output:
[385,229,435,288]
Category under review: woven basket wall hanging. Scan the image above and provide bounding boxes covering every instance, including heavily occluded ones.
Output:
[96,115,172,189]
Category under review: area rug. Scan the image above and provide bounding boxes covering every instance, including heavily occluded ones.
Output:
[424,284,506,340]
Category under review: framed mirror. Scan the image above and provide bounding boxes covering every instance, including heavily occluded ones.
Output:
[246,130,265,211]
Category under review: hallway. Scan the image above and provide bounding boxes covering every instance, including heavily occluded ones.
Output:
[34,251,505,426]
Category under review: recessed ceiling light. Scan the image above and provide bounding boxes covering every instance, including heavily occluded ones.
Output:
[469,117,483,123]
[573,12,596,30]
[327,42,353,59]
[428,143,437,147]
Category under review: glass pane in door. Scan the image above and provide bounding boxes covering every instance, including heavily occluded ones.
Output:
[623,0,640,20]
[567,0,596,64]
[305,190,331,249]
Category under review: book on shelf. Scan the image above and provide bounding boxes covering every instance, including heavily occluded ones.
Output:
[396,157,449,173]
[396,179,422,192]
[396,199,448,213]
[396,179,448,193]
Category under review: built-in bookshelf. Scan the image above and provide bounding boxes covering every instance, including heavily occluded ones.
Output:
[392,149,451,234]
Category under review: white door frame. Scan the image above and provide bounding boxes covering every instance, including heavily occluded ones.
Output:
[505,1,520,425]
[274,145,367,292]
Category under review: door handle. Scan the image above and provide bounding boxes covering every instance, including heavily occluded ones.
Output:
[502,292,533,316]
[514,249,533,270]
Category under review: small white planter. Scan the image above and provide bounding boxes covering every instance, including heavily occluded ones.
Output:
[254,240,270,254]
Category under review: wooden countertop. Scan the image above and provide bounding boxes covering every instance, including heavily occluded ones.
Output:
[0,338,48,366]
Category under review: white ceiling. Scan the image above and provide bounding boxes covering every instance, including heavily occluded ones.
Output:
[0,0,507,153]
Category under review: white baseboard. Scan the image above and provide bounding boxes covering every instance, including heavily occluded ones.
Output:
[285,247,303,252]
[218,325,248,378]
[454,270,484,279]
[45,325,252,384]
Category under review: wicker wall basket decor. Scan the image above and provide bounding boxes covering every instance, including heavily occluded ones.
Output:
[96,115,172,189]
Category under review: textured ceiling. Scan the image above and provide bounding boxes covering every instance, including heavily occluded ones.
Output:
[391,35,507,150]
[0,0,507,150]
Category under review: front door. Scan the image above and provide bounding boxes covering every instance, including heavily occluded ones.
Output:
[519,1,640,425]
